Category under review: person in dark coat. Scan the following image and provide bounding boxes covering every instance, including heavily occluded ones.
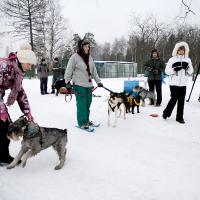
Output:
[144,49,165,106]
[0,43,36,165]
[37,58,49,95]
[51,57,63,94]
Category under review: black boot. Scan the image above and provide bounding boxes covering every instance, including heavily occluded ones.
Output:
[176,118,185,124]
[51,85,55,94]
[149,98,154,105]
[0,120,13,165]
[0,155,14,165]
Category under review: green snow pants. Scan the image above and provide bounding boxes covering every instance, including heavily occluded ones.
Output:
[73,85,93,127]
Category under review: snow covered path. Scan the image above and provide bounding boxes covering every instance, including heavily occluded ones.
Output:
[0,77,200,200]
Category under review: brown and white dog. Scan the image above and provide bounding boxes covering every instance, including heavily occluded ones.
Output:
[107,92,127,127]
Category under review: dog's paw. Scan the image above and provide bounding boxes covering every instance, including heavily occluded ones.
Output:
[7,164,15,169]
[54,165,62,170]
[21,162,27,168]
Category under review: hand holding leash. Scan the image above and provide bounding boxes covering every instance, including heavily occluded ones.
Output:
[97,82,103,87]
[25,112,34,122]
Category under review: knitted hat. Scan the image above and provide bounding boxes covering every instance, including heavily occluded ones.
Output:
[16,43,37,65]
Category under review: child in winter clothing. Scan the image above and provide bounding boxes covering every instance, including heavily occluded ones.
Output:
[37,58,49,95]
[0,43,36,164]
[64,39,103,129]
[163,41,193,123]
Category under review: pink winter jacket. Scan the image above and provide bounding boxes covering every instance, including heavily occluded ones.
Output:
[0,58,31,121]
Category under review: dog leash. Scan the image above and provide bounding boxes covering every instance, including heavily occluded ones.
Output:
[102,86,115,93]
[65,86,99,102]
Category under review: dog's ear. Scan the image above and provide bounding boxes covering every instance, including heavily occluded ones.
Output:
[110,92,114,97]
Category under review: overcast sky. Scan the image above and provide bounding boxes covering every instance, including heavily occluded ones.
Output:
[0,0,199,56]
[59,0,200,43]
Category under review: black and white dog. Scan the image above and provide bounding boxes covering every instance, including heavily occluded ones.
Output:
[7,116,68,170]
[107,92,127,127]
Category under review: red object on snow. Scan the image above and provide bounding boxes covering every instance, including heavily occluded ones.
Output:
[150,114,159,117]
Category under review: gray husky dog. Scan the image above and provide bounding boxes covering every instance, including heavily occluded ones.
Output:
[133,86,156,106]
[7,116,67,170]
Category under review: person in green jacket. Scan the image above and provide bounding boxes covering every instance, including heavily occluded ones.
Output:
[144,49,165,106]
[64,39,103,129]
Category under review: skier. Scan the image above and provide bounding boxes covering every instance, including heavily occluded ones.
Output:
[64,39,103,131]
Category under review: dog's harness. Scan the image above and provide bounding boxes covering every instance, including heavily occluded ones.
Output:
[127,96,140,106]
[108,99,121,112]
[133,98,140,106]
[24,122,43,146]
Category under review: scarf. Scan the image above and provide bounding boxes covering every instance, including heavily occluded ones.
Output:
[77,51,92,82]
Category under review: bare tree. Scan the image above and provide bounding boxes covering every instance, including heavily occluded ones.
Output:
[47,0,69,62]
[100,42,111,61]
[129,14,167,72]
[0,0,48,50]
[179,0,196,20]
[72,33,81,51]
[110,37,127,61]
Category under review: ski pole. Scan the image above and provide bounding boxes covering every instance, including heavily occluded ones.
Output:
[186,63,200,102]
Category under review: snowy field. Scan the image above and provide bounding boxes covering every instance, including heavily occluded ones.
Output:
[0,76,200,200]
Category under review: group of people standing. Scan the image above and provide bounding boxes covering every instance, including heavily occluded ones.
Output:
[145,41,193,124]
[37,57,64,95]
[0,39,194,166]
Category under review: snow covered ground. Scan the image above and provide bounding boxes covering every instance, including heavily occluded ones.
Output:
[0,76,200,200]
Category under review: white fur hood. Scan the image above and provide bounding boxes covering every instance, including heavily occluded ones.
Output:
[172,41,189,57]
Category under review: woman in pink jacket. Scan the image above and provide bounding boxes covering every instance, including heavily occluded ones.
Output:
[0,43,37,165]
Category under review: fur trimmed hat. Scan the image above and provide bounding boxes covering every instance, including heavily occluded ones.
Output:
[151,48,159,58]
[78,39,90,51]
[16,43,37,65]
[172,41,189,57]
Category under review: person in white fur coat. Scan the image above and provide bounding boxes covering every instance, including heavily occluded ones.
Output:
[162,41,193,124]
